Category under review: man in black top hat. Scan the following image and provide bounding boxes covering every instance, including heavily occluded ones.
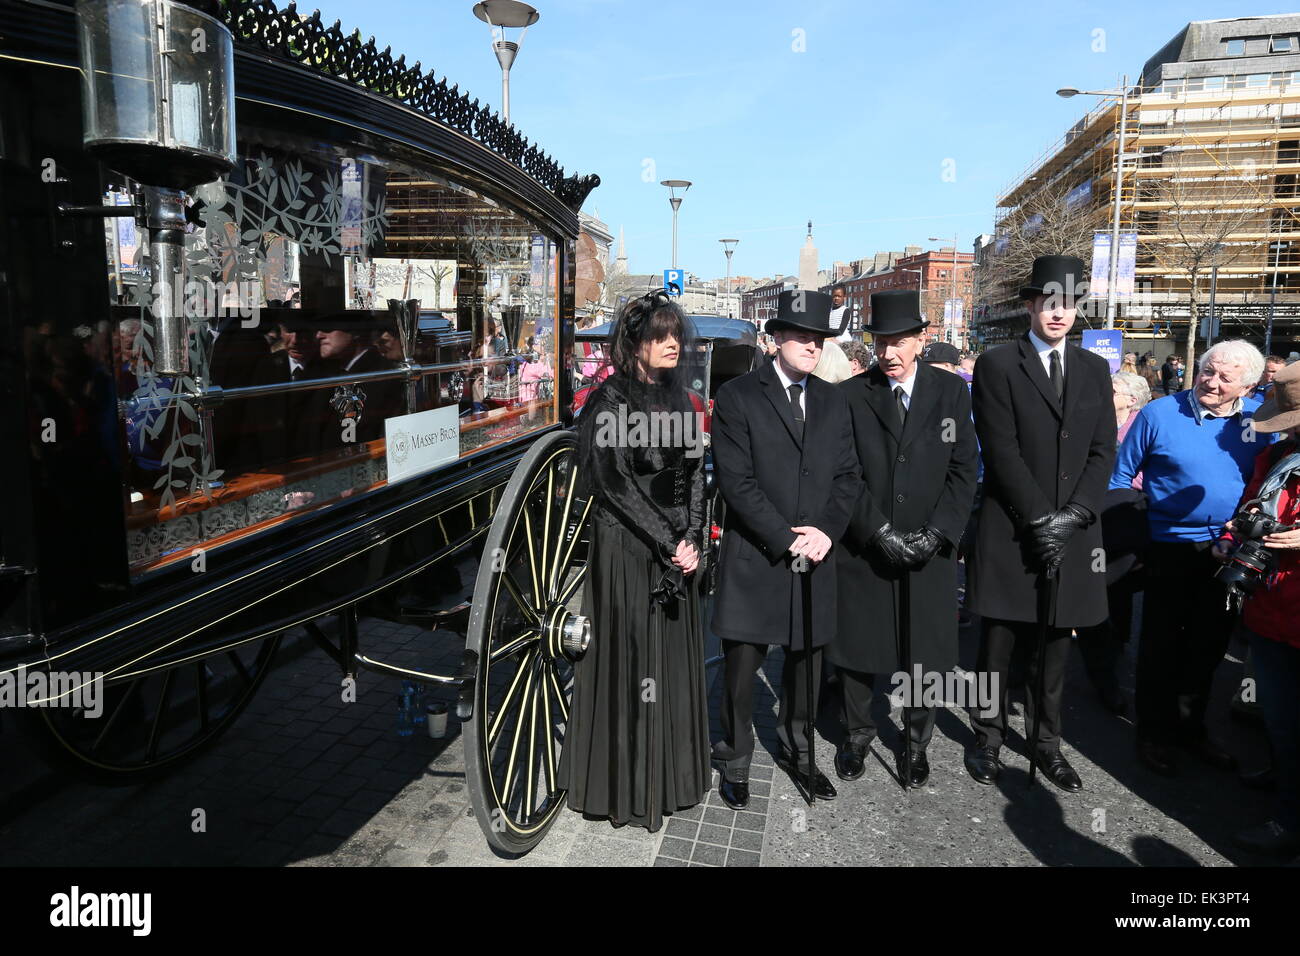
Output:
[315,312,404,449]
[964,255,1116,792]
[248,311,333,465]
[830,291,979,787]
[711,289,863,808]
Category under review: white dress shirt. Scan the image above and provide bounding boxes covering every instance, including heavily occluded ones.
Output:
[773,360,810,417]
[886,363,918,411]
[1027,328,1067,379]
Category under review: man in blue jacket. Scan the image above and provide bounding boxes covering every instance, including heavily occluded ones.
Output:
[1112,339,1272,776]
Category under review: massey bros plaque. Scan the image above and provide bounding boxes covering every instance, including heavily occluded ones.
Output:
[385,405,461,484]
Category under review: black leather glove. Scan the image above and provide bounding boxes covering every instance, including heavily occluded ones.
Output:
[870,522,922,569]
[1026,504,1091,569]
[901,526,945,567]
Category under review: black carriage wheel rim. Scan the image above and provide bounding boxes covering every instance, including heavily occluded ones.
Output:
[37,633,282,774]
[476,439,591,839]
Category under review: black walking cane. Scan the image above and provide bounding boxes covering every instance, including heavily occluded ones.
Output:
[898,568,913,792]
[792,553,817,806]
[1027,565,1060,788]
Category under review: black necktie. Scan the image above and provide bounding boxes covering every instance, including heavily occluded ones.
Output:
[292,365,304,382]
[894,385,907,426]
[787,383,804,436]
[1049,350,1063,400]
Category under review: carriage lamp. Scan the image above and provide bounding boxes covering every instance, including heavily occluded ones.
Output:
[76,0,237,374]
[471,1,539,125]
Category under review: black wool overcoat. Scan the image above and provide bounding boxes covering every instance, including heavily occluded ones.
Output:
[966,334,1117,628]
[829,363,979,674]
[710,359,863,650]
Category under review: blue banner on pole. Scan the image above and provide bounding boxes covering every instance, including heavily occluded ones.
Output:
[1082,329,1122,373]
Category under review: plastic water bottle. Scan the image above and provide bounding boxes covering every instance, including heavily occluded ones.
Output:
[411,683,427,731]
[396,681,417,737]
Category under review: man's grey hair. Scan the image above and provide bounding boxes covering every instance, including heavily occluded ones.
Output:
[1111,370,1151,410]
[1198,340,1265,386]
[840,340,871,369]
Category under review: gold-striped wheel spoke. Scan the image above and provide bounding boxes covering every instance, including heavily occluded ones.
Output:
[539,662,560,797]
[520,502,544,608]
[144,669,175,764]
[500,656,538,819]
[546,664,570,724]
[488,647,536,749]
[91,679,142,755]
[490,629,540,663]
[555,561,589,608]
[500,570,542,628]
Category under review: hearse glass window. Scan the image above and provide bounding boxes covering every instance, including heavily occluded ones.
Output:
[107,136,559,576]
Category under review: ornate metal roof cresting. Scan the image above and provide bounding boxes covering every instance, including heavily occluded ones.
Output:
[219,0,599,211]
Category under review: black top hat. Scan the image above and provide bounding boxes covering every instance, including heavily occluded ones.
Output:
[764,289,838,336]
[866,290,928,336]
[317,310,381,335]
[923,341,961,365]
[1020,255,1089,300]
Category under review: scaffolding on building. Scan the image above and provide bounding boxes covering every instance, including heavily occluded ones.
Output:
[983,74,1300,353]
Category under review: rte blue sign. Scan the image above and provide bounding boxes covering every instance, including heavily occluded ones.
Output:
[663,269,683,296]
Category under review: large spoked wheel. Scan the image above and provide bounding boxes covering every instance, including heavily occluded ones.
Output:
[29,633,282,784]
[464,430,593,855]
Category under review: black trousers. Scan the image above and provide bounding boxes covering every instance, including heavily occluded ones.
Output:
[970,617,1071,756]
[713,640,821,781]
[1136,541,1234,745]
[837,668,936,751]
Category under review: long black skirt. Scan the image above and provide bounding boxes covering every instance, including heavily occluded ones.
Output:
[558,510,711,831]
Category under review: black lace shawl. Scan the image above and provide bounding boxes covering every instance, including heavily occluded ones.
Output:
[576,373,706,603]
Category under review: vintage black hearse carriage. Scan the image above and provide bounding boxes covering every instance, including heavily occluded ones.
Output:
[0,0,599,853]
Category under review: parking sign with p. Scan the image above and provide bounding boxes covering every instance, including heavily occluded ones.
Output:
[663,269,683,296]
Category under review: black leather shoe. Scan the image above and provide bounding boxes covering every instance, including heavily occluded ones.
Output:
[718,776,749,811]
[964,746,1002,785]
[1035,750,1083,792]
[1239,766,1277,791]
[1137,739,1178,777]
[835,739,867,782]
[897,749,930,789]
[1179,735,1238,771]
[776,754,838,801]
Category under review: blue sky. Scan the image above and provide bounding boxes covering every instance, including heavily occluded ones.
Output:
[315,0,1288,279]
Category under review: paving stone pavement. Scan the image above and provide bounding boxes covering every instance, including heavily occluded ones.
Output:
[0,578,1280,866]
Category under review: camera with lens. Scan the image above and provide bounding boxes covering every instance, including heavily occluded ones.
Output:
[1214,509,1295,610]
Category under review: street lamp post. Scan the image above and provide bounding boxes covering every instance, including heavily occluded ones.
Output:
[720,238,738,317]
[661,180,691,270]
[1058,74,1130,331]
[471,1,539,125]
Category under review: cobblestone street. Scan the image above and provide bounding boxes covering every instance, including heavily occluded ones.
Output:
[0,577,1277,867]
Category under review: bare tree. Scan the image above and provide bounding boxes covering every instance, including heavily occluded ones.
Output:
[981,177,1102,327]
[1150,156,1265,374]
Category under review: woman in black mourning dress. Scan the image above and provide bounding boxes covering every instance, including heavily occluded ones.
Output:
[559,290,711,831]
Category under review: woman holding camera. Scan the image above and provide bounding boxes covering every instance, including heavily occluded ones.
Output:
[1216,362,1300,859]
[558,291,710,832]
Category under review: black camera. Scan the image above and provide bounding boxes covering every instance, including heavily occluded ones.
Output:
[1232,511,1288,539]
[1214,510,1295,610]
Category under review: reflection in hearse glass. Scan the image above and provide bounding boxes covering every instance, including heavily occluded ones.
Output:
[110,134,561,576]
